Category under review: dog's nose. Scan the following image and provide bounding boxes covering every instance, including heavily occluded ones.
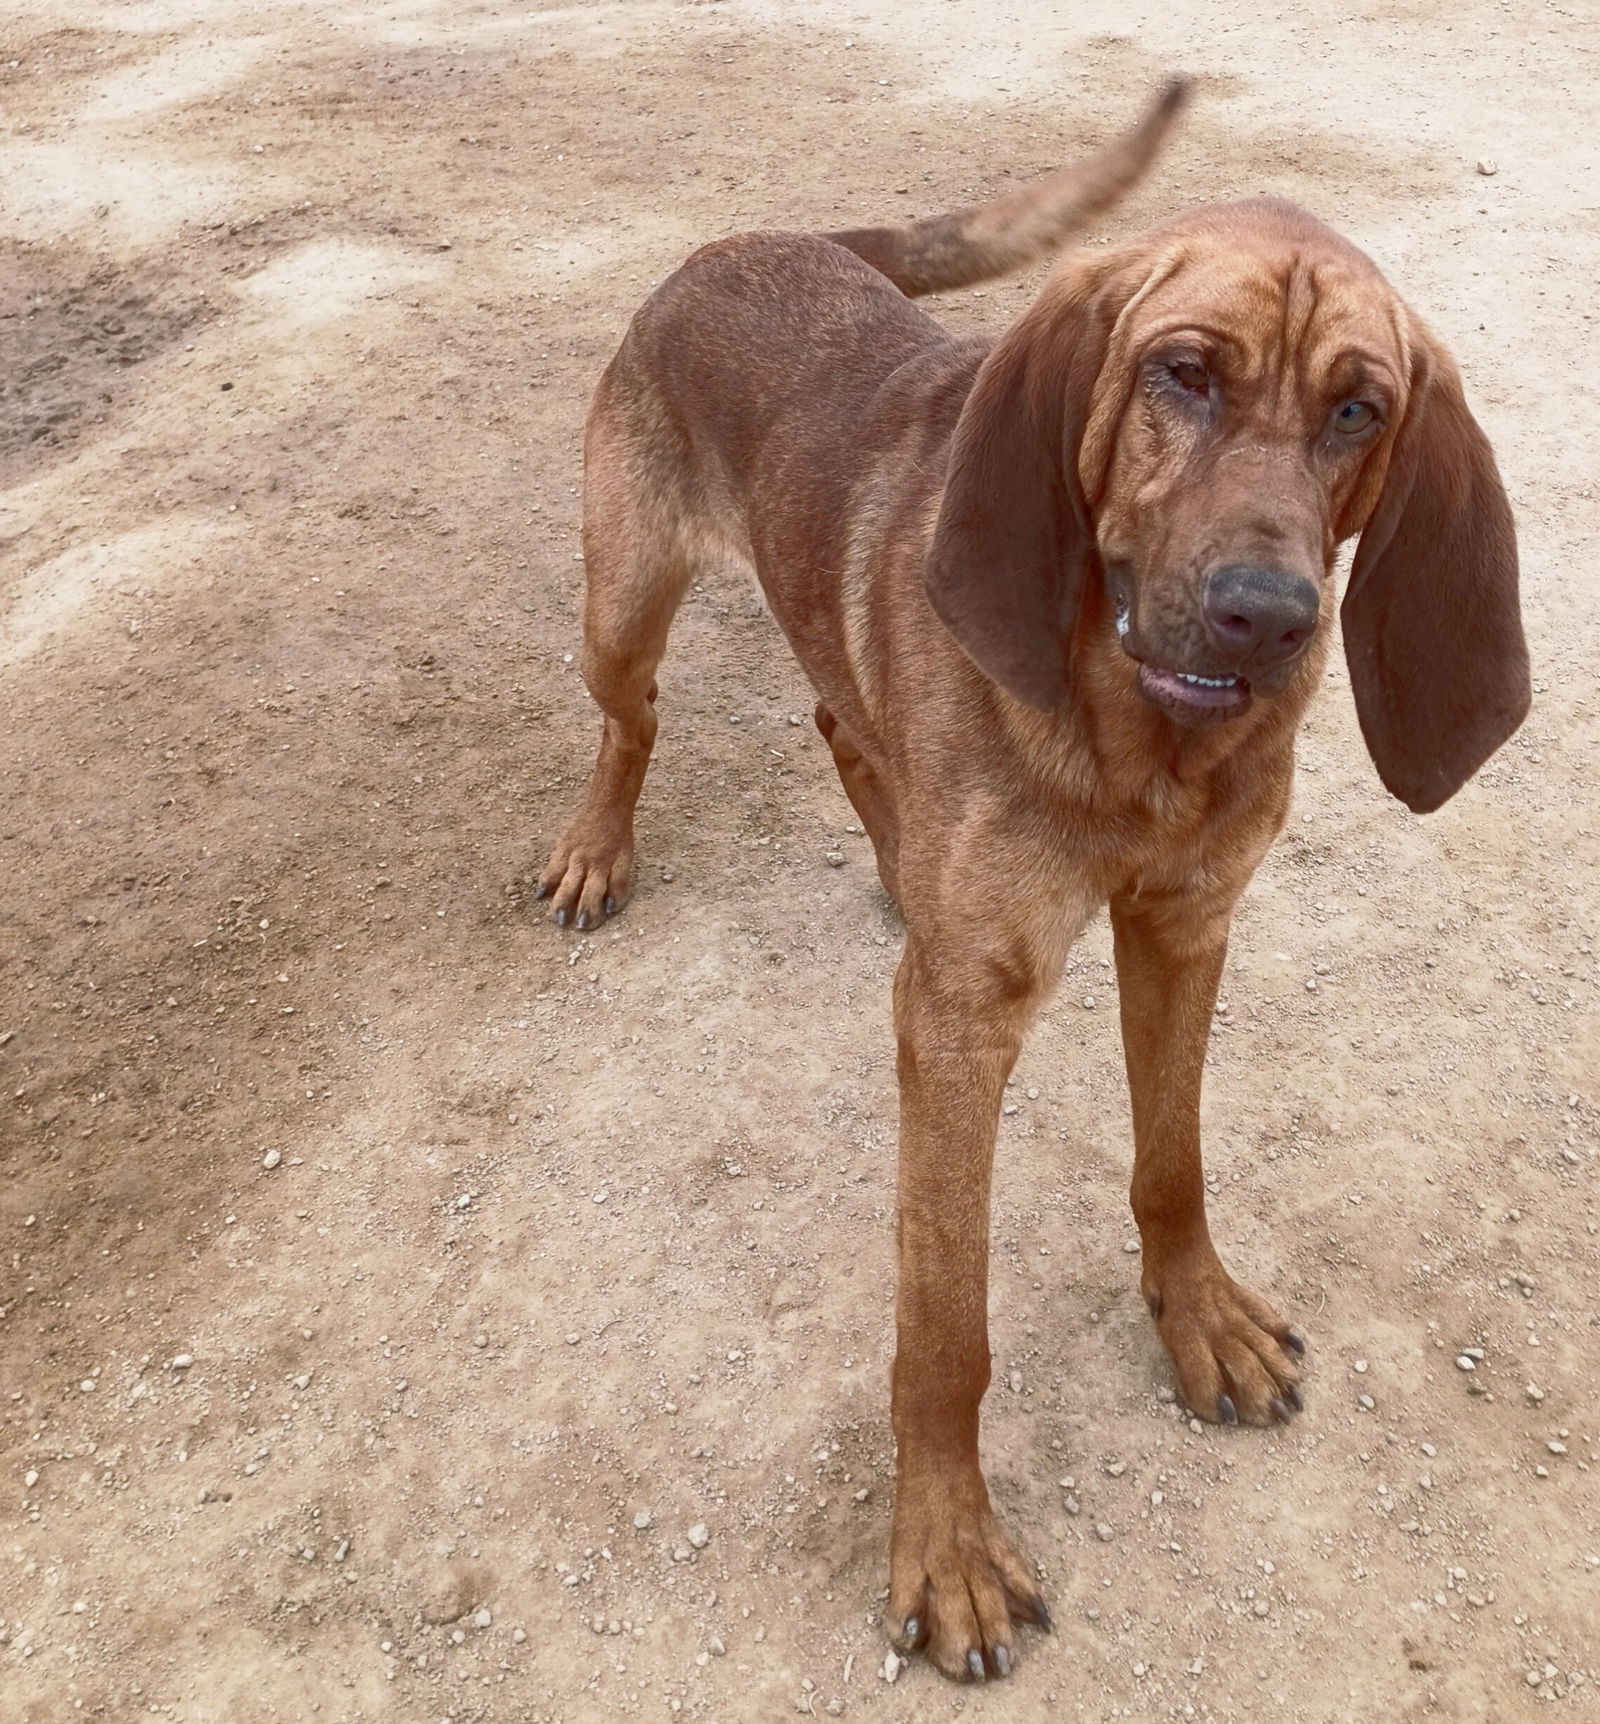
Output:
[1202,564,1320,666]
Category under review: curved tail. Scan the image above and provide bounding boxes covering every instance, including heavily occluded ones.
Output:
[827,78,1190,298]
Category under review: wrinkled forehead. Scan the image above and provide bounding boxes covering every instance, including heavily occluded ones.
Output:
[1123,209,1410,384]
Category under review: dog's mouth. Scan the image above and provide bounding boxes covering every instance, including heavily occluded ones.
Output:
[1135,662,1253,724]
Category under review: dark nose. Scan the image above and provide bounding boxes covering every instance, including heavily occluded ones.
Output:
[1202,564,1320,666]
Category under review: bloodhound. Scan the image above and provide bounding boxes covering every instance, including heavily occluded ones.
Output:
[537,79,1529,1682]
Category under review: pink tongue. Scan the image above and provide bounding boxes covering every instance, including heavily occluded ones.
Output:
[1138,665,1247,709]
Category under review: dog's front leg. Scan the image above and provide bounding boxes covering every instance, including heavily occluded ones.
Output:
[1111,890,1305,1425]
[885,937,1051,1682]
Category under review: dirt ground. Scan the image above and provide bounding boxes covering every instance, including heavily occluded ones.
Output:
[1,1,1597,1720]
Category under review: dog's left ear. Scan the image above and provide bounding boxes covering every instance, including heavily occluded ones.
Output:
[922,264,1121,708]
[1342,330,1530,813]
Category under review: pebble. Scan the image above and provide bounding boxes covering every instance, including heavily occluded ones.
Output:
[262,1149,282,1170]
[882,1650,902,1684]
[1477,158,1498,175]
[1095,1522,1116,1543]
[1455,1356,1476,1372]
[24,1470,38,1488]
[1353,1359,1368,1373]
[824,851,845,868]
[687,1523,710,1550]
[633,1511,653,1530]
[1122,1239,1141,1255]
[473,1609,492,1629]
[1526,1385,1546,1403]
[513,1628,527,1644]
[171,1354,194,1370]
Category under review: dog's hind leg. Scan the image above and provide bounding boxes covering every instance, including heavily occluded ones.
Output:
[539,383,695,929]
[815,702,900,903]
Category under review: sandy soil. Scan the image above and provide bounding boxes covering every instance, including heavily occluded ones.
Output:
[1,2,1597,1720]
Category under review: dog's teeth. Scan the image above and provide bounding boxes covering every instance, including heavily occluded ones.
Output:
[1176,672,1235,688]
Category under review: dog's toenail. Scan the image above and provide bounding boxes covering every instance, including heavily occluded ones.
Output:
[604,895,618,915]
[575,911,592,931]
[1031,1598,1054,1633]
[967,1650,986,1681]
[1218,1394,1238,1424]
[901,1617,920,1646]
[1146,1290,1162,1320]
[994,1645,1012,1677]
[1270,1397,1291,1423]
[554,908,568,927]
[533,882,551,899]
[1286,1384,1304,1411]
[1286,1330,1307,1355]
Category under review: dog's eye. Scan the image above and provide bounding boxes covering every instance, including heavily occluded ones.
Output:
[1333,400,1376,434]
[1168,359,1209,395]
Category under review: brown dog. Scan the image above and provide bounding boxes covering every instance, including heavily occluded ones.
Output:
[538,81,1529,1682]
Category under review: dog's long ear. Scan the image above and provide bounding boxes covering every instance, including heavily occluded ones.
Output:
[1342,332,1530,813]
[923,269,1119,708]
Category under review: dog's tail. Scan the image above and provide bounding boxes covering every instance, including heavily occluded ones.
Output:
[827,78,1190,298]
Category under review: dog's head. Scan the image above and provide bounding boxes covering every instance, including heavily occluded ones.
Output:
[925,199,1529,812]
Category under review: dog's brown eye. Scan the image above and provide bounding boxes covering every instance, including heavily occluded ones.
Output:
[1334,400,1376,434]
[1169,359,1209,395]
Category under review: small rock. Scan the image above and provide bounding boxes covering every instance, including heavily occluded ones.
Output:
[1095,1522,1115,1543]
[24,1469,39,1488]
[1455,1356,1476,1372]
[1476,159,1498,176]
[262,1149,282,1170]
[687,1522,710,1550]
[473,1609,492,1629]
[1353,1359,1369,1374]
[882,1650,902,1684]
[1122,1240,1141,1255]
[512,1627,527,1644]
[633,1511,653,1530]
[824,851,845,868]
[1526,1384,1546,1403]
[171,1354,194,1370]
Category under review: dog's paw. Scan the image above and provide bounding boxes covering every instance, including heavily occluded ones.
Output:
[536,816,634,931]
[1143,1249,1304,1425]
[885,1468,1050,1681]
